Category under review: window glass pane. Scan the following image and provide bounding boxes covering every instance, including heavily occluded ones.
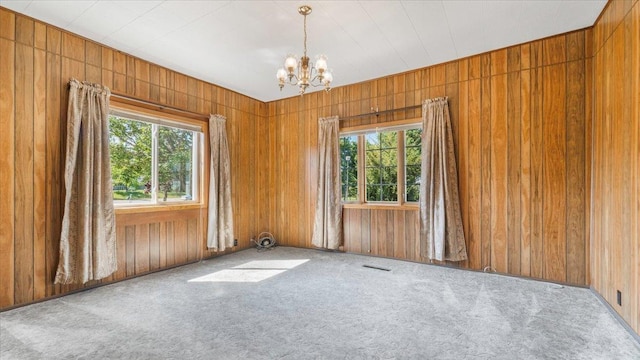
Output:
[365,130,398,202]
[158,126,194,202]
[366,166,380,185]
[381,149,397,167]
[109,116,152,204]
[379,131,397,149]
[109,112,199,206]
[381,166,397,184]
[406,165,421,183]
[406,185,420,202]
[405,147,421,166]
[340,135,358,201]
[381,185,398,201]
[365,133,379,149]
[405,128,422,202]
[405,128,422,147]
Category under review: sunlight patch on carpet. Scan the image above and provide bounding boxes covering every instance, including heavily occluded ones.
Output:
[188,259,310,283]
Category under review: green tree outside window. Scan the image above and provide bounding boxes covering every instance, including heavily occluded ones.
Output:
[109,115,196,204]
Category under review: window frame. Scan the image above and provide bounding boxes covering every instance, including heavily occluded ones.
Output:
[109,104,206,211]
[340,118,422,209]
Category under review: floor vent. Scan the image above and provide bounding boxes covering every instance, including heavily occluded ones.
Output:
[362,265,391,271]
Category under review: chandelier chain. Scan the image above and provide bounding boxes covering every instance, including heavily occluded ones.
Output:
[303,13,308,57]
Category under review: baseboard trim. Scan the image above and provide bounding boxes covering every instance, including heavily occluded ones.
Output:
[590,287,640,345]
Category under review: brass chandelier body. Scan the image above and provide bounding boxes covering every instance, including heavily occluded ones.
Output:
[276,5,332,95]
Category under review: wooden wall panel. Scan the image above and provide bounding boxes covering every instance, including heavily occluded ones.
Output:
[480,76,492,271]
[519,69,531,277]
[0,7,268,310]
[542,64,567,282]
[566,59,586,285]
[0,33,16,308]
[268,29,591,287]
[466,79,482,270]
[591,0,640,337]
[1,5,621,332]
[490,74,508,274]
[507,71,522,275]
[14,36,35,305]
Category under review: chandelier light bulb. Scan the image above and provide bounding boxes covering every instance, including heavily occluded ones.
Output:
[322,71,333,85]
[284,55,298,74]
[276,68,287,81]
[315,55,328,72]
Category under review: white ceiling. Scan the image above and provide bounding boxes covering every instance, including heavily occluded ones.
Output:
[0,0,607,102]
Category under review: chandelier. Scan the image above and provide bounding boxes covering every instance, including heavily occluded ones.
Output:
[276,5,332,95]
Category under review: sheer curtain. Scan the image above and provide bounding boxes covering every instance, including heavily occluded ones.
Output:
[420,97,468,262]
[311,116,342,250]
[207,114,234,251]
[55,79,117,284]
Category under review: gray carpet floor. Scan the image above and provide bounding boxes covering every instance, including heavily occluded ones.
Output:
[1,247,639,360]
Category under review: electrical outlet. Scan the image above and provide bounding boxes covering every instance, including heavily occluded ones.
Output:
[617,290,622,306]
[234,239,238,247]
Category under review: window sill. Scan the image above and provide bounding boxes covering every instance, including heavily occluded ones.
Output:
[342,203,419,211]
[114,202,205,215]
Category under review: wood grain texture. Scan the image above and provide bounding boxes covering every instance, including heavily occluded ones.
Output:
[591,0,640,336]
[466,79,482,270]
[490,74,508,273]
[14,42,35,304]
[520,70,532,277]
[566,60,586,285]
[0,5,598,317]
[458,81,469,268]
[0,8,266,309]
[480,76,492,270]
[0,37,16,308]
[507,71,522,275]
[542,63,567,282]
[33,47,47,301]
[268,31,590,287]
[530,67,544,279]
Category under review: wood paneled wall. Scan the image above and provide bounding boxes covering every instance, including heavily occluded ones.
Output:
[591,0,639,336]
[0,7,269,309]
[3,6,637,343]
[267,29,592,286]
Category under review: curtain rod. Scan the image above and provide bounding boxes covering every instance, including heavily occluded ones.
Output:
[110,92,209,121]
[339,104,422,121]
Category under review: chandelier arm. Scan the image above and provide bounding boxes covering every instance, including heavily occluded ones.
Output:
[285,75,299,85]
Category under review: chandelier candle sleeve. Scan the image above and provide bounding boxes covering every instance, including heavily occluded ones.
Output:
[276,5,332,95]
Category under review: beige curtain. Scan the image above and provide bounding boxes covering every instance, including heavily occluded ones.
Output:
[420,97,468,262]
[55,79,116,284]
[311,116,342,250]
[207,114,234,251]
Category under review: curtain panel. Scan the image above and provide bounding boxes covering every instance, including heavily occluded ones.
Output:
[419,97,468,262]
[311,116,342,250]
[55,79,117,284]
[207,114,234,251]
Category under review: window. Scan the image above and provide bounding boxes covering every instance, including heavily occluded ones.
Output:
[108,110,202,206]
[340,123,422,205]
